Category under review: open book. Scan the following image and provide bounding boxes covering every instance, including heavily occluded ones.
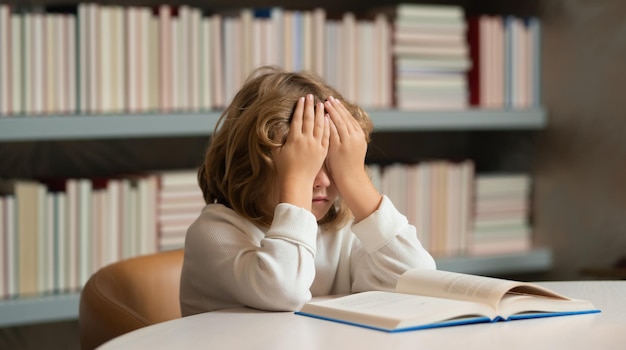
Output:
[296,269,600,332]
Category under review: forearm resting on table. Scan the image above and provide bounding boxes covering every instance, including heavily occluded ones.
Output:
[338,172,382,223]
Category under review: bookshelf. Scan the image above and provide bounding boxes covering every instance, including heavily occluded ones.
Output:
[0,0,549,332]
[0,108,546,141]
[0,247,552,327]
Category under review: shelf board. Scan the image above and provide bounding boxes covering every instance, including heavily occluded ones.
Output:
[369,108,547,131]
[0,248,551,328]
[435,247,553,276]
[0,292,80,328]
[0,108,546,142]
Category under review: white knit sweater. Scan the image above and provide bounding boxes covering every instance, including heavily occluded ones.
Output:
[179,195,436,316]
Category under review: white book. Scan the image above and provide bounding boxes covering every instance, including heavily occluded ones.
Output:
[0,197,5,298]
[138,175,158,255]
[158,5,173,112]
[129,181,139,257]
[324,20,340,91]
[156,169,198,188]
[66,15,77,114]
[10,14,23,114]
[23,13,33,114]
[251,18,264,71]
[120,179,135,259]
[37,185,49,294]
[129,6,152,113]
[199,16,216,111]
[528,17,542,107]
[45,192,55,294]
[341,12,357,102]
[54,192,67,293]
[5,196,17,297]
[269,7,284,68]
[16,180,43,296]
[356,20,374,107]
[445,163,461,256]
[112,6,125,113]
[147,12,159,112]
[301,10,313,72]
[32,13,45,114]
[396,57,471,73]
[221,15,240,104]
[391,3,464,21]
[373,13,392,108]
[51,15,63,113]
[200,16,213,110]
[460,161,474,254]
[239,8,254,78]
[171,15,180,110]
[210,14,223,108]
[189,7,201,111]
[176,6,190,111]
[78,179,92,288]
[282,10,293,71]
[77,4,89,113]
[91,189,105,273]
[490,16,505,108]
[0,5,10,115]
[415,163,431,247]
[45,14,56,114]
[99,6,114,113]
[311,8,326,77]
[66,179,79,291]
[381,164,407,215]
[404,164,419,229]
[126,6,139,112]
[92,4,105,114]
[104,179,121,266]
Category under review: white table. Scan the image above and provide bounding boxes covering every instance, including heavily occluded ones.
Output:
[98,281,626,350]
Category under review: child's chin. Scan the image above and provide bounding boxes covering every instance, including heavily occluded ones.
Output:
[312,203,332,220]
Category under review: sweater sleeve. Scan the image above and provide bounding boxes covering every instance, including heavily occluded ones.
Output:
[180,203,318,315]
[349,195,436,292]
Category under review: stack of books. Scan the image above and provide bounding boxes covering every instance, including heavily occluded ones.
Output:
[467,15,542,109]
[469,174,532,255]
[382,3,471,110]
[155,170,204,251]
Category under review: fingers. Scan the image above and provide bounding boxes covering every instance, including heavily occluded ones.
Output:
[322,113,330,148]
[302,94,315,135]
[324,96,358,135]
[313,100,326,139]
[289,95,329,147]
[289,96,305,139]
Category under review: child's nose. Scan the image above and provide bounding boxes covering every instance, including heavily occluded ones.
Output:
[313,167,331,188]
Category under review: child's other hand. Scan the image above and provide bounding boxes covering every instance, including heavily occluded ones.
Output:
[272,94,329,209]
[325,96,382,222]
[324,96,368,183]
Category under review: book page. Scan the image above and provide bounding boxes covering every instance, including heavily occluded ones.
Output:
[299,291,494,330]
[497,292,596,319]
[396,269,535,309]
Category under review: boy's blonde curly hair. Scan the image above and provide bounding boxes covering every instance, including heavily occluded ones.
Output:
[198,66,373,231]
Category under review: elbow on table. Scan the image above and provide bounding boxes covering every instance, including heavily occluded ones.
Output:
[254,288,312,312]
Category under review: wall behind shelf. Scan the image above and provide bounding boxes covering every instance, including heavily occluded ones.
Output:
[532,0,626,280]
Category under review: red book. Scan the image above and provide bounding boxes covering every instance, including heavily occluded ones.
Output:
[466,16,481,106]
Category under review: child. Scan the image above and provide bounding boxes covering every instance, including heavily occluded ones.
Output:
[179,66,435,316]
